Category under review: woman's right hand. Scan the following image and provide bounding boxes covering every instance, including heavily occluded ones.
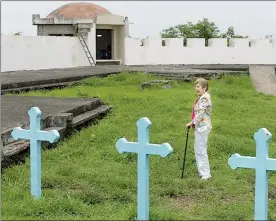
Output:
[186,121,193,128]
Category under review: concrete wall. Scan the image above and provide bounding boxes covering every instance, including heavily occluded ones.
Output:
[88,23,96,64]
[117,26,125,64]
[124,37,276,65]
[1,35,89,72]
[37,24,75,36]
[96,14,125,25]
[2,34,276,72]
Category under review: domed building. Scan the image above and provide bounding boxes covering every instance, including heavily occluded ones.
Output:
[32,2,129,64]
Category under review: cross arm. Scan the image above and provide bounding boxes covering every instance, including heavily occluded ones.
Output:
[116,138,139,154]
[11,127,31,140]
[144,143,173,157]
[266,158,276,171]
[228,153,256,170]
[36,130,60,143]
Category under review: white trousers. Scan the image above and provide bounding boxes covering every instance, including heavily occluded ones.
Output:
[194,130,211,178]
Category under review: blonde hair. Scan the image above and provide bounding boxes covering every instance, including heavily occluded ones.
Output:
[195,78,209,92]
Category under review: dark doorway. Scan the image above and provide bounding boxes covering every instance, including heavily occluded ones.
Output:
[96,29,112,59]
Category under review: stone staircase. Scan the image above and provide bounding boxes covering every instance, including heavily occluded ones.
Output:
[1,98,111,167]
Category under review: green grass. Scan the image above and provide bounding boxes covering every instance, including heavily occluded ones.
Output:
[2,72,276,220]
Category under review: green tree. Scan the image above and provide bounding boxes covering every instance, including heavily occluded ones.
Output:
[221,26,235,38]
[160,27,180,38]
[160,19,247,45]
[175,22,198,38]
[194,18,220,39]
[221,26,247,38]
[160,18,219,39]
[221,26,248,46]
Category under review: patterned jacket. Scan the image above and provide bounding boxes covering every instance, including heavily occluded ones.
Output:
[192,92,212,133]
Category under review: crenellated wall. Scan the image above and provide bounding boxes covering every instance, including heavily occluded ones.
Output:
[124,37,276,65]
[1,35,276,72]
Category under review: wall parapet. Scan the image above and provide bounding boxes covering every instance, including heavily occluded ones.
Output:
[124,37,276,65]
[1,35,90,72]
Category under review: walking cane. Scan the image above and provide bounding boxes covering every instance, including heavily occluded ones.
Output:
[181,126,190,179]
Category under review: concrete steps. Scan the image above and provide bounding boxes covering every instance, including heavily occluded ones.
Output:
[72,105,110,127]
[96,60,121,66]
[1,98,112,168]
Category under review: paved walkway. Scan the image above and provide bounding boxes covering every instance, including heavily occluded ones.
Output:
[249,65,276,96]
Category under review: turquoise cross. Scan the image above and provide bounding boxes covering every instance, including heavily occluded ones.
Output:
[228,128,276,220]
[116,117,173,220]
[11,107,60,199]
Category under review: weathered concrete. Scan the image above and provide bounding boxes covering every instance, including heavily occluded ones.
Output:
[1,96,111,167]
[1,67,121,90]
[1,65,250,94]
[1,96,99,132]
[141,80,172,90]
[125,37,276,65]
[249,65,276,96]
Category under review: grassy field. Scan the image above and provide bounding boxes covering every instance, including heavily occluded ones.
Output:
[2,72,276,220]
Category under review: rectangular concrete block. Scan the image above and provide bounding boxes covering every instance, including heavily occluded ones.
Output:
[164,38,183,48]
[125,37,142,48]
[229,38,249,48]
[208,38,227,48]
[48,113,73,128]
[186,38,205,48]
[250,39,271,48]
[143,37,162,48]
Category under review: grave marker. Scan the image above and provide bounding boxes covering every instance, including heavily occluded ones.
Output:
[11,107,60,199]
[116,117,173,220]
[228,128,276,220]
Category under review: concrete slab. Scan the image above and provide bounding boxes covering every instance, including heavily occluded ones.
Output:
[1,65,251,94]
[249,65,276,96]
[1,95,111,167]
[1,96,98,132]
[1,64,249,86]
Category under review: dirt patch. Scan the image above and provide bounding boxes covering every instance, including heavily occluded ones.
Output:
[70,183,86,193]
[269,186,276,200]
[220,194,238,203]
[170,194,195,209]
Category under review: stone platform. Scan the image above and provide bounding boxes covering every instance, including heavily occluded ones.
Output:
[1,96,111,167]
[1,65,250,94]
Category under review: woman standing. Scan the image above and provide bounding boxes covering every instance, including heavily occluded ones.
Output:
[186,78,212,180]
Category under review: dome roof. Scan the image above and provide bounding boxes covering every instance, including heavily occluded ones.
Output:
[46,2,112,19]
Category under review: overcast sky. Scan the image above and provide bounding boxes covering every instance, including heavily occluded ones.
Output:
[1,1,276,39]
